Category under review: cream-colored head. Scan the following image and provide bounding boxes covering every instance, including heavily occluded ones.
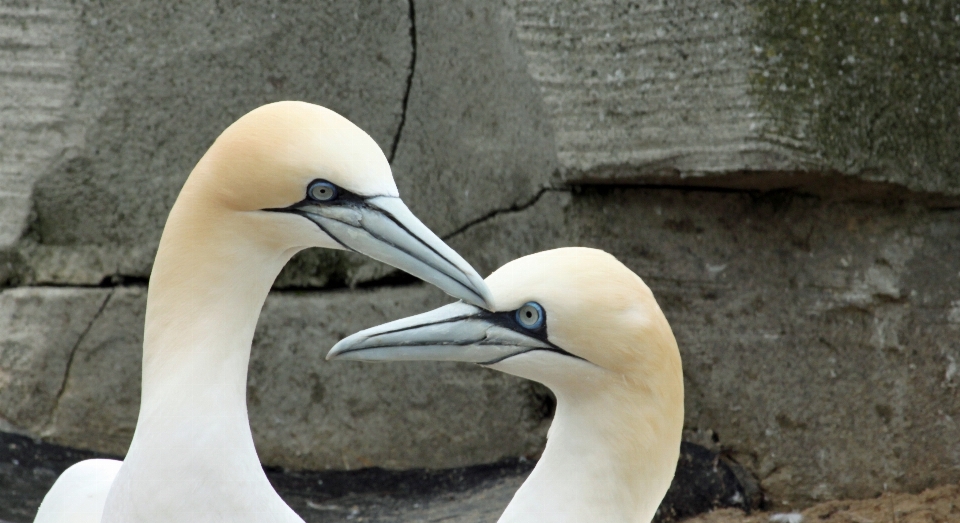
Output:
[187,102,396,214]
[483,248,680,386]
[160,101,490,307]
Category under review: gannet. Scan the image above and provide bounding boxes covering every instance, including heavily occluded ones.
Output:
[327,247,684,523]
[33,101,492,523]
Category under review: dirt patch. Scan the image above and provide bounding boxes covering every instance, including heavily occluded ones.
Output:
[686,484,960,523]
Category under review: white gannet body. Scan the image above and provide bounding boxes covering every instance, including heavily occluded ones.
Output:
[328,247,684,523]
[33,101,491,523]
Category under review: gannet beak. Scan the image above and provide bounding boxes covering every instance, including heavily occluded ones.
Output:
[326,301,580,364]
[291,196,492,309]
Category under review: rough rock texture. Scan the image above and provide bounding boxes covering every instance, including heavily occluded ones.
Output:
[513,0,782,179]
[0,288,109,431]
[248,288,547,470]
[1,0,561,289]
[0,2,78,249]
[0,285,548,470]
[513,0,960,193]
[6,186,959,509]
[6,1,957,286]
[11,0,412,286]
[389,0,559,235]
[297,0,562,287]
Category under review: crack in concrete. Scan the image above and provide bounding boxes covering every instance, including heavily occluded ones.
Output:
[388,0,417,164]
[45,289,113,430]
[443,186,563,241]
[15,281,143,290]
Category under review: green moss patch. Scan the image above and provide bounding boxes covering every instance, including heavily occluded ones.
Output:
[752,0,960,193]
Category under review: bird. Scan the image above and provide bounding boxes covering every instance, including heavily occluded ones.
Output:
[327,247,684,523]
[33,101,493,523]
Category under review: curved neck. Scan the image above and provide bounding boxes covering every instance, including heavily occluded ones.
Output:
[105,196,302,522]
[141,205,290,413]
[500,377,683,523]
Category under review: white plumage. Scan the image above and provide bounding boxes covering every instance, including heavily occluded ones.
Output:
[33,101,491,523]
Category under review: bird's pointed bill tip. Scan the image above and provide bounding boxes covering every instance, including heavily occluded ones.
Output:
[302,195,492,310]
[325,337,356,361]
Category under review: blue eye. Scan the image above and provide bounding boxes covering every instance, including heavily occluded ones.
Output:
[308,180,338,202]
[515,302,544,329]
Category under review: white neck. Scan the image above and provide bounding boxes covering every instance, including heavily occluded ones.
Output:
[496,360,682,523]
[102,203,304,523]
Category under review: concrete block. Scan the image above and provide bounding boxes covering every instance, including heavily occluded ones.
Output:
[510,0,960,193]
[43,287,147,452]
[389,0,559,237]
[0,287,109,431]
[0,2,79,248]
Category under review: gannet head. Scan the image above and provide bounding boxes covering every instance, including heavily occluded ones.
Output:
[174,101,491,308]
[326,247,682,394]
[327,248,683,521]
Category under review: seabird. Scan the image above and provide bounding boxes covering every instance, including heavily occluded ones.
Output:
[33,101,492,523]
[327,247,684,523]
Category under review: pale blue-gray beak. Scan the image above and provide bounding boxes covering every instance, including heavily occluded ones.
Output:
[283,195,493,309]
[326,302,582,365]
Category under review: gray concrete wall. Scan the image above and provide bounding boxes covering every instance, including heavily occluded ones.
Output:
[1,0,958,509]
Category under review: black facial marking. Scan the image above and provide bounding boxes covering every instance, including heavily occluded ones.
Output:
[262,181,482,303]
[345,304,588,366]
[297,179,368,208]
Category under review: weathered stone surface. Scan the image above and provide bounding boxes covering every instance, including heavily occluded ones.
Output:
[290,0,563,287]
[0,2,79,248]
[1,0,562,289]
[6,0,412,287]
[43,287,145,451]
[389,0,558,236]
[0,287,109,432]
[2,285,548,470]
[6,0,956,288]
[751,1,960,194]
[510,0,960,193]
[444,188,960,507]
[512,0,780,180]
